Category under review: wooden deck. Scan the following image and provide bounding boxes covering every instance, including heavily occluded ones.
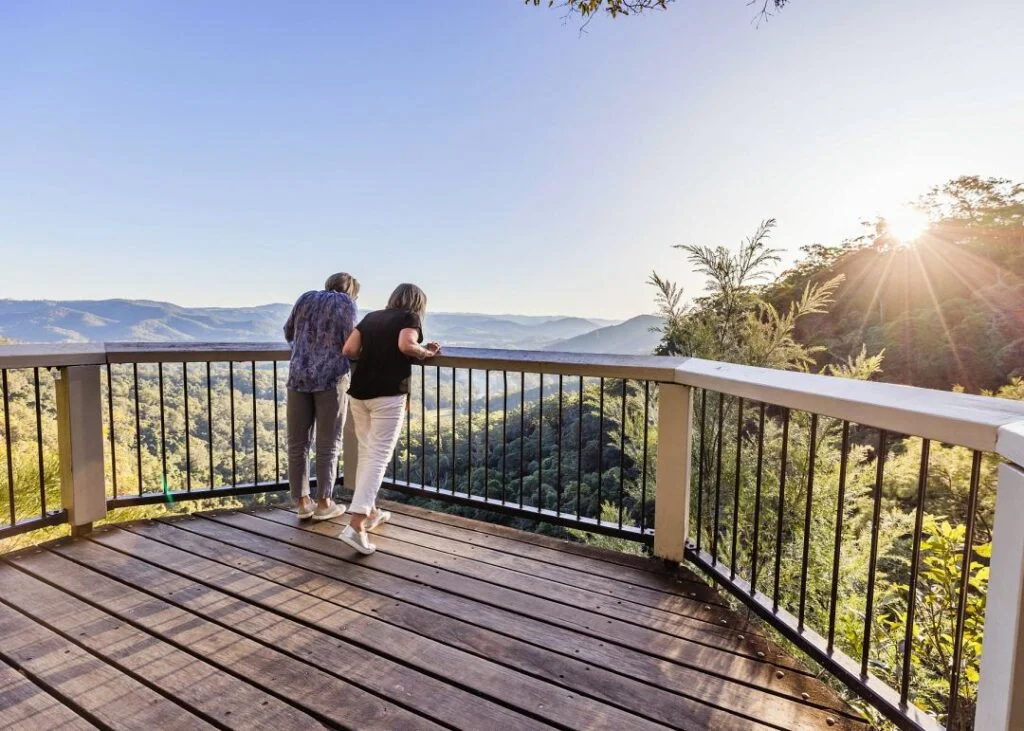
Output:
[0,502,868,730]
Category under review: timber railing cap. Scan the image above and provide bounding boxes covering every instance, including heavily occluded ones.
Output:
[2,341,1023,462]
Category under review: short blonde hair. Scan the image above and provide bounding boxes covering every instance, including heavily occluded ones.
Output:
[324,272,360,299]
[386,283,428,319]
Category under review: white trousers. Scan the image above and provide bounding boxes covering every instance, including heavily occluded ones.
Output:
[348,394,406,516]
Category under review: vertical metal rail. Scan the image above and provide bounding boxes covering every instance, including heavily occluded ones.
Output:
[712,391,725,564]
[537,374,543,510]
[750,402,766,594]
[519,371,525,510]
[183,363,191,492]
[273,362,280,484]
[618,379,626,529]
[730,397,744,579]
[557,374,563,517]
[695,389,708,552]
[251,361,258,485]
[862,429,888,675]
[133,363,142,495]
[436,366,441,490]
[466,369,472,492]
[106,363,117,498]
[827,420,851,654]
[576,375,583,519]
[34,369,46,514]
[597,377,604,523]
[229,362,237,487]
[773,408,791,612]
[797,413,818,630]
[948,450,983,721]
[640,381,650,534]
[501,370,508,504]
[2,370,14,525]
[900,438,930,705]
[206,362,214,489]
[484,370,490,500]
[158,362,168,489]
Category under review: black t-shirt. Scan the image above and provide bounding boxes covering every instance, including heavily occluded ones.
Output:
[347,309,423,399]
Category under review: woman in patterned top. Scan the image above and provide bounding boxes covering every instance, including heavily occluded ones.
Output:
[284,272,359,521]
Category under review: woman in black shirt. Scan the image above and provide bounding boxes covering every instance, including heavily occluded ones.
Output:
[340,283,440,554]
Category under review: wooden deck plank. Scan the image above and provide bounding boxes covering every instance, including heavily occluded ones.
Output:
[131,517,793,731]
[159,517,831,723]
[255,508,794,666]
[0,598,210,730]
[328,511,735,624]
[87,526,673,731]
[0,656,95,730]
[9,547,443,731]
[213,510,863,724]
[369,501,723,601]
[0,562,325,730]
[378,499,670,572]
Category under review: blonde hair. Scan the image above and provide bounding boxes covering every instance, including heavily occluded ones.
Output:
[386,283,428,319]
[324,272,360,299]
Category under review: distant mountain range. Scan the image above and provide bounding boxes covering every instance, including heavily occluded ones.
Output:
[0,299,663,355]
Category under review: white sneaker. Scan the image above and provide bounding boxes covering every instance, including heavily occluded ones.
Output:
[312,500,346,522]
[365,509,391,532]
[295,497,315,520]
[339,524,376,555]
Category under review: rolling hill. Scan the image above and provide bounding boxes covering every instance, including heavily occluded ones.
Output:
[546,315,664,355]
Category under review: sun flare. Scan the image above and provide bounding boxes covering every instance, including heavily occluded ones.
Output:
[884,207,930,245]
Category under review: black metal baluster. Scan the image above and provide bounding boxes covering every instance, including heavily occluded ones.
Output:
[618,379,626,529]
[2,370,14,525]
[557,374,564,517]
[597,377,604,523]
[451,368,456,493]
[901,438,930,706]
[273,362,279,484]
[519,371,525,510]
[183,363,191,492]
[862,429,888,675]
[695,389,708,552]
[251,361,258,485]
[421,365,426,488]
[712,392,725,564]
[773,408,791,612]
[798,413,819,630]
[229,362,237,487]
[731,397,744,579]
[502,370,508,504]
[750,402,766,594]
[158,362,168,490]
[134,363,143,495]
[106,363,117,499]
[34,369,45,515]
[537,374,543,510]
[436,366,441,489]
[206,362,214,489]
[467,369,472,493]
[827,421,851,653]
[948,450,982,722]
[406,371,412,485]
[640,381,650,534]
[484,370,489,500]
[576,375,583,520]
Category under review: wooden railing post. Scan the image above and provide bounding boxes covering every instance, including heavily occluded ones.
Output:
[653,382,694,563]
[55,365,107,535]
[976,461,1024,730]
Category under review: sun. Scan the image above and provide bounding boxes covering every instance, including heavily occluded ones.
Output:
[884,207,930,246]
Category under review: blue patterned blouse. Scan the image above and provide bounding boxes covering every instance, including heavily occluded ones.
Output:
[284,290,357,392]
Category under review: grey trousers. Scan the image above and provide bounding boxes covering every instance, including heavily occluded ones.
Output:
[286,374,349,502]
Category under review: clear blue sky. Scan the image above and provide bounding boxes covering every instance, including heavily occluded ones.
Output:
[2,1,1022,319]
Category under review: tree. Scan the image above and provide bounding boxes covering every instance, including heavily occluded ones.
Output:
[526,0,790,25]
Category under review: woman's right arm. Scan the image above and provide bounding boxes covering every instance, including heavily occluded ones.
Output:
[398,328,439,359]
